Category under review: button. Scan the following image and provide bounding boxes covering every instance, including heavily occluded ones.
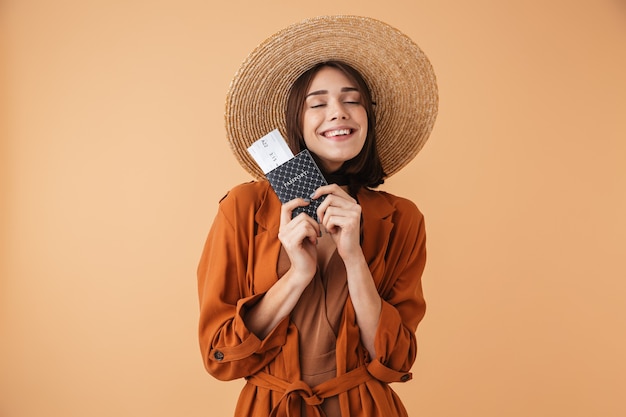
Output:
[213,351,224,361]
[400,374,410,382]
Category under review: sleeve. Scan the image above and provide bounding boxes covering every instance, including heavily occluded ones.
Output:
[196,193,289,381]
[370,200,427,383]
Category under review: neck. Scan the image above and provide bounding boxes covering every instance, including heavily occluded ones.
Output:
[324,172,350,186]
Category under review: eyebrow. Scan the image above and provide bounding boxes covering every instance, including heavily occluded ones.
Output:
[305,87,360,98]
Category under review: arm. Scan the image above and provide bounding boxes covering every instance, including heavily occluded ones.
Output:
[242,197,320,338]
[371,198,427,380]
[342,255,382,359]
[312,184,382,358]
[197,187,322,380]
[197,189,289,381]
[316,187,427,379]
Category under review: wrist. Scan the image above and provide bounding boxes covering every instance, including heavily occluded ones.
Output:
[283,267,315,291]
[340,250,368,269]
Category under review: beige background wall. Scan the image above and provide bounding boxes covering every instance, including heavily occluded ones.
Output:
[2,1,625,416]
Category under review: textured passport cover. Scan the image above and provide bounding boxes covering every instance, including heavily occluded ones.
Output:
[266,150,327,221]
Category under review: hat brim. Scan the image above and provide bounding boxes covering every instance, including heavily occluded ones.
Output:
[225,15,439,180]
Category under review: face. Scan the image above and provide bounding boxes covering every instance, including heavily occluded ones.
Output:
[302,66,368,173]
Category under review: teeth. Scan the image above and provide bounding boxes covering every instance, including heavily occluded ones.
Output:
[324,129,351,137]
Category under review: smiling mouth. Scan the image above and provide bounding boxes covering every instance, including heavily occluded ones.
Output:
[322,128,353,138]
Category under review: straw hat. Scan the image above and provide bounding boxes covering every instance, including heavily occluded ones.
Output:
[225,15,438,180]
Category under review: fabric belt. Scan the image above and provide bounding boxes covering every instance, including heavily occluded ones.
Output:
[246,365,373,417]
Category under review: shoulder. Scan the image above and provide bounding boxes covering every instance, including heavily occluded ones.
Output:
[219,180,272,205]
[375,189,421,214]
[217,180,280,227]
[359,188,424,222]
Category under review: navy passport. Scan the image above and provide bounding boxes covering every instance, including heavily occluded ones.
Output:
[265,150,328,221]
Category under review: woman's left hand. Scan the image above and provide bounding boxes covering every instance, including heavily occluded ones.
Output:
[314,184,381,359]
[312,184,362,260]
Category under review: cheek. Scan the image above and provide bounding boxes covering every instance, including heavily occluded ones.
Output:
[358,108,369,124]
[301,125,318,149]
[303,111,323,129]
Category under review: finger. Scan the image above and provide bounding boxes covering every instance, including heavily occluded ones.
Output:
[280,212,320,244]
[316,194,359,224]
[321,207,360,234]
[310,184,350,201]
[294,212,321,243]
[280,198,311,226]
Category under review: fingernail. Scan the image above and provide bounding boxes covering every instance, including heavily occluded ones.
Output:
[303,198,311,203]
[309,192,316,199]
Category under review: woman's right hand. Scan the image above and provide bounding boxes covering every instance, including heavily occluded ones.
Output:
[278,198,320,284]
[240,198,320,339]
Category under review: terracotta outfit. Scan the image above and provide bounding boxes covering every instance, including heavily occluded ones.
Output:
[197,180,427,417]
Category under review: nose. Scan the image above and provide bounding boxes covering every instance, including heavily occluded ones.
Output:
[329,100,349,121]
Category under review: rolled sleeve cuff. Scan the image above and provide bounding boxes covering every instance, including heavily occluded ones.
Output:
[209,293,289,363]
[367,360,412,383]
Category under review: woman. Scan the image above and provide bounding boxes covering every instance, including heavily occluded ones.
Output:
[197,16,438,417]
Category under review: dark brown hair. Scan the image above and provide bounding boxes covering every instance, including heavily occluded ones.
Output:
[285,61,386,191]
